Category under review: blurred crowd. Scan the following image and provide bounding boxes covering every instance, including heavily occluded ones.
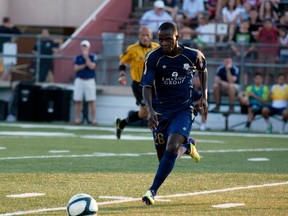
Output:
[140,0,288,83]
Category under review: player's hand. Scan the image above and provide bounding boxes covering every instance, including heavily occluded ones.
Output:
[82,49,89,59]
[118,76,126,85]
[147,110,158,131]
[199,98,208,122]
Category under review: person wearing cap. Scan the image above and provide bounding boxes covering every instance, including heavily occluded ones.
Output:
[139,0,173,33]
[73,40,97,125]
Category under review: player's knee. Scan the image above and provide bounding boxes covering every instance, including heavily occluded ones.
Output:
[138,106,148,119]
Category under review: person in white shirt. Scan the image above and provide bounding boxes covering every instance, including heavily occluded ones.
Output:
[140,0,173,34]
[221,0,242,41]
[176,0,205,28]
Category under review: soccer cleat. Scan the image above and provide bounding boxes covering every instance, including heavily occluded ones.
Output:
[188,138,200,163]
[142,190,155,205]
[115,118,122,139]
[243,126,249,132]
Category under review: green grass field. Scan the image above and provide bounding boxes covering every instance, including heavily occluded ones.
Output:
[0,122,287,215]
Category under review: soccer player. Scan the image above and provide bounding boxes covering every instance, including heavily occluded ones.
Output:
[115,26,159,139]
[141,22,208,205]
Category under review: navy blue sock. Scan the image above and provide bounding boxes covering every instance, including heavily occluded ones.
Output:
[149,151,178,194]
[182,143,190,155]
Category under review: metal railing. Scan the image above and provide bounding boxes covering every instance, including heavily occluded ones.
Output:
[0,33,287,88]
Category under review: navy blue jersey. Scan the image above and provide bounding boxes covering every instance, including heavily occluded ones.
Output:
[192,89,202,101]
[141,46,207,115]
[74,54,97,79]
[216,64,240,84]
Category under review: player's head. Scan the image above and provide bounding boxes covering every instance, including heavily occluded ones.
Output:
[277,73,286,85]
[80,40,90,52]
[253,72,263,86]
[157,22,179,55]
[138,25,153,47]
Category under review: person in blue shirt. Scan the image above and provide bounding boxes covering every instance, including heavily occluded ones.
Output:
[210,58,241,113]
[141,22,208,206]
[73,40,97,125]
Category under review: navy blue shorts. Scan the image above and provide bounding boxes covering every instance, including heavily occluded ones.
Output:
[268,106,286,115]
[152,107,195,151]
[131,81,144,106]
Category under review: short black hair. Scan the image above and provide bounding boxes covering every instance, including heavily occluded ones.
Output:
[2,17,10,23]
[254,72,263,77]
[158,22,178,34]
[277,73,285,78]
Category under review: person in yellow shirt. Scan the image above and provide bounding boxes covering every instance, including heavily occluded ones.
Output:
[115,26,159,139]
[262,73,288,133]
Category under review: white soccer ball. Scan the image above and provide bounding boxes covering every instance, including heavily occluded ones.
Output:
[66,193,98,216]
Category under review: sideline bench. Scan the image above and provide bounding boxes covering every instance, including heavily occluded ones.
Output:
[209,100,282,131]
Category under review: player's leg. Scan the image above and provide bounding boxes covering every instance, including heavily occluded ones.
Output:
[116,81,144,139]
[176,108,200,162]
[177,137,200,163]
[281,108,288,133]
[74,101,82,124]
[73,78,84,124]
[211,76,222,111]
[262,106,273,133]
[143,133,183,206]
[142,109,197,205]
[84,79,97,124]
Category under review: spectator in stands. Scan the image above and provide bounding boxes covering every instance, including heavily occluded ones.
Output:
[230,19,256,85]
[139,0,173,34]
[248,8,261,39]
[179,22,194,47]
[258,0,279,23]
[262,73,288,133]
[192,12,216,48]
[210,57,241,113]
[240,2,252,21]
[204,0,218,20]
[32,29,59,82]
[278,27,288,64]
[221,0,242,41]
[73,40,97,125]
[0,17,21,80]
[278,11,288,30]
[270,0,281,18]
[238,72,270,132]
[242,0,260,8]
[0,17,21,53]
[256,18,279,85]
[177,0,205,28]
[163,0,179,20]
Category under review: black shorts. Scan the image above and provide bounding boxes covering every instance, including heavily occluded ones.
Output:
[131,81,144,106]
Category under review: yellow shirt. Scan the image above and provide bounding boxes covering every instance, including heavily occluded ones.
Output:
[119,42,159,83]
[271,84,288,108]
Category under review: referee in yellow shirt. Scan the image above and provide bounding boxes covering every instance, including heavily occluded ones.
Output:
[115,26,159,139]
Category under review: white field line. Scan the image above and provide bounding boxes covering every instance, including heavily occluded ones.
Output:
[0,123,288,138]
[0,147,288,161]
[1,181,288,216]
